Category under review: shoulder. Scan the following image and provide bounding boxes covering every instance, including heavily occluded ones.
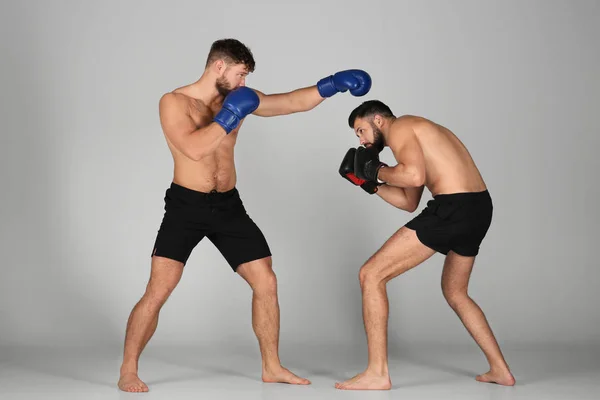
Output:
[157,91,197,131]
[391,115,435,141]
[159,91,197,119]
[388,116,416,144]
[160,91,188,108]
[387,117,429,162]
[392,114,427,129]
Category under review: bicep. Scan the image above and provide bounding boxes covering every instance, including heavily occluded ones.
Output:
[391,136,426,183]
[159,94,197,145]
[393,139,425,170]
[405,185,425,208]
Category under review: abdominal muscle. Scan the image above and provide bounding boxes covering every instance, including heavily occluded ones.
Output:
[166,134,238,193]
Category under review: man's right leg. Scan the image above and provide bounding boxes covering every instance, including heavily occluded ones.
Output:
[118,255,184,392]
[335,227,437,390]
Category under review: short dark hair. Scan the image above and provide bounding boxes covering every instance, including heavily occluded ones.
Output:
[348,100,395,128]
[205,38,255,72]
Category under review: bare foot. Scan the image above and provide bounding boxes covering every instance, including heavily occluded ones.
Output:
[262,366,311,385]
[335,371,392,390]
[476,369,516,386]
[118,372,149,392]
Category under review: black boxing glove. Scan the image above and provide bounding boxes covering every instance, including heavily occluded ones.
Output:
[339,148,380,194]
[354,145,387,183]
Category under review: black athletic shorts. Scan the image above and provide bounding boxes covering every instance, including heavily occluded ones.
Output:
[405,190,493,257]
[151,182,271,271]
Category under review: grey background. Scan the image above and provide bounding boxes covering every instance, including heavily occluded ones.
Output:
[1,0,598,359]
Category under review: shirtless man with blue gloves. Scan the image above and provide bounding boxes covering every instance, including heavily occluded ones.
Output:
[337,100,515,390]
[117,38,371,392]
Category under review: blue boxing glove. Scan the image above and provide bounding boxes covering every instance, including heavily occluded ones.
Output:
[214,87,260,134]
[317,69,372,98]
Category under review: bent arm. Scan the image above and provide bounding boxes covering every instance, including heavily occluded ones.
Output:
[251,87,325,117]
[377,131,426,188]
[378,163,424,188]
[159,93,229,161]
[376,184,425,212]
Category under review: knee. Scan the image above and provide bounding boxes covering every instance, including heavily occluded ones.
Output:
[143,284,175,310]
[442,286,469,310]
[252,270,278,296]
[359,263,383,288]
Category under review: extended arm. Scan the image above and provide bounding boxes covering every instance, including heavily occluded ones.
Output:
[251,69,372,117]
[252,86,324,117]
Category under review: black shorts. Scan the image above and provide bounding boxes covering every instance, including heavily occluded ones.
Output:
[151,182,271,271]
[405,190,493,257]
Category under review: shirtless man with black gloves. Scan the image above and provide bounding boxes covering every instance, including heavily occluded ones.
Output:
[337,100,515,390]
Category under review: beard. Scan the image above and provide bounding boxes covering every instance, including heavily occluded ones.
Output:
[370,123,386,152]
[216,75,233,97]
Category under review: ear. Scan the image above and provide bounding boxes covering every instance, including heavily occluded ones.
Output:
[213,59,225,73]
[373,114,383,127]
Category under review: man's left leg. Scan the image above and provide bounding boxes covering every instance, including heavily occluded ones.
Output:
[335,227,437,390]
[441,251,515,386]
[236,256,311,385]
[209,189,309,384]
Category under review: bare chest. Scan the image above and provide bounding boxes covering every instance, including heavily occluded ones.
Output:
[188,100,218,128]
[188,101,241,137]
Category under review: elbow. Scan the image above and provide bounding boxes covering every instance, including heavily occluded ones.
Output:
[189,149,208,161]
[299,100,318,113]
[288,102,305,114]
[290,96,316,114]
[412,175,425,188]
[411,169,426,188]
[401,202,418,213]
[189,141,219,161]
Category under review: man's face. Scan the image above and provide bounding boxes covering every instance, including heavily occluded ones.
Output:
[216,63,250,96]
[353,117,385,152]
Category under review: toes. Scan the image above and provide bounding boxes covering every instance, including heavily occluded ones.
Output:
[335,381,350,390]
[121,382,148,393]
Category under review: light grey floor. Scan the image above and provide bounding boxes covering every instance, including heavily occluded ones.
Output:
[1,343,598,400]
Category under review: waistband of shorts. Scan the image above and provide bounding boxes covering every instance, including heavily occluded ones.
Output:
[167,182,239,202]
[433,190,490,203]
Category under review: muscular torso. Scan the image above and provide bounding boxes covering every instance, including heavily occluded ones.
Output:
[164,89,240,192]
[393,116,487,196]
